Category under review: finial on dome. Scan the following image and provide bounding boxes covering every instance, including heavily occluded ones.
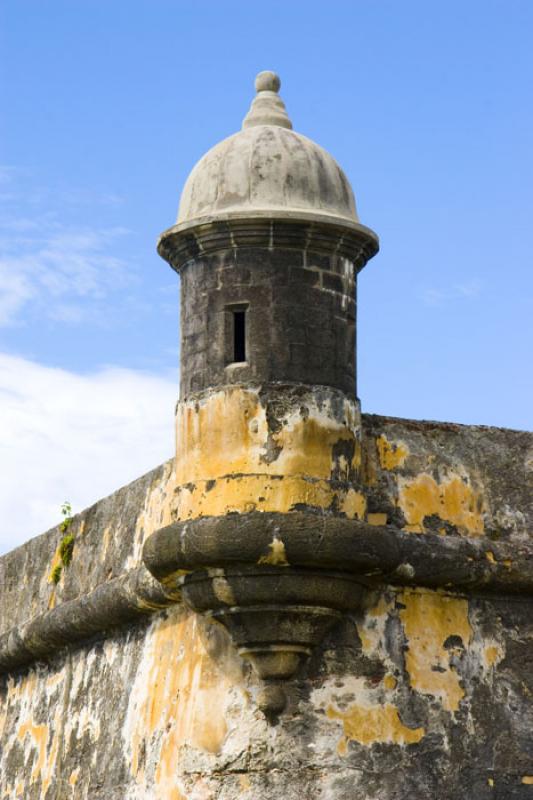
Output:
[255,70,281,93]
[242,70,292,130]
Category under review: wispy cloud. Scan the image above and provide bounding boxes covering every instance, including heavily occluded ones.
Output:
[0,222,132,325]
[0,352,177,555]
[420,279,482,307]
[0,165,133,326]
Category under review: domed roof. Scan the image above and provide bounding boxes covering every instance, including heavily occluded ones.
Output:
[175,71,364,231]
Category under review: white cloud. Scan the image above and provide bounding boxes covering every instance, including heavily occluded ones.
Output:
[0,353,177,555]
[0,220,131,326]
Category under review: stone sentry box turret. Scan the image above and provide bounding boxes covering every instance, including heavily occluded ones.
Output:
[2,69,533,798]
[144,71,379,715]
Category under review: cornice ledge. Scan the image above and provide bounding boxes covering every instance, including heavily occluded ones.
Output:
[158,214,379,273]
[143,511,533,596]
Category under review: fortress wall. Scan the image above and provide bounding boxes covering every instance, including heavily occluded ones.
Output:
[1,415,532,799]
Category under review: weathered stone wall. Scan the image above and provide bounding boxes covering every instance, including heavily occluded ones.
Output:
[1,414,532,798]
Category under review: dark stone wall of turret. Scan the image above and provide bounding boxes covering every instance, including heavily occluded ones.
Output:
[179,246,357,398]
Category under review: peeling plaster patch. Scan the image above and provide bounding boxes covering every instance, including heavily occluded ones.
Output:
[212,576,237,605]
[493,503,527,536]
[376,435,409,470]
[399,589,472,712]
[356,594,395,658]
[313,675,424,750]
[258,535,289,566]
[328,702,425,749]
[398,472,484,535]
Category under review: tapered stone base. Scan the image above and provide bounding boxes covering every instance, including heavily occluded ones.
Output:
[180,565,364,716]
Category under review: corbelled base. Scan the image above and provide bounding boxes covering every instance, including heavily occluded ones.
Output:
[180,565,364,716]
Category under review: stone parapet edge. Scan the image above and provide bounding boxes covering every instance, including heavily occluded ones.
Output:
[0,565,180,675]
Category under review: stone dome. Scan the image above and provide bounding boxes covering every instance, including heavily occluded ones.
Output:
[176,71,363,231]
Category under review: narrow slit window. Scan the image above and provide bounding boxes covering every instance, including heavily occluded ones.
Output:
[233,310,246,362]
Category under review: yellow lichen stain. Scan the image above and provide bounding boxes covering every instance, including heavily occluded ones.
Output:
[484,551,512,570]
[357,627,374,656]
[258,536,289,566]
[399,473,484,536]
[47,547,62,584]
[383,674,397,690]
[337,736,348,756]
[483,643,504,669]
[173,388,362,519]
[175,475,366,521]
[327,702,425,748]
[376,435,409,470]
[17,711,61,796]
[101,526,112,559]
[68,768,80,787]
[48,588,57,610]
[127,606,241,797]
[522,777,533,785]
[340,489,367,520]
[367,512,388,526]
[176,388,361,482]
[399,589,472,712]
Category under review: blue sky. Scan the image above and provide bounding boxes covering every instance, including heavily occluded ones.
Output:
[0,1,532,551]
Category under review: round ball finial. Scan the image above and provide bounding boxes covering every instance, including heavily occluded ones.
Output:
[255,70,281,94]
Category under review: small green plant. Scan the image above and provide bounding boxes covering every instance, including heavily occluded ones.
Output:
[59,533,75,566]
[60,501,73,533]
[50,564,62,584]
[49,502,75,585]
